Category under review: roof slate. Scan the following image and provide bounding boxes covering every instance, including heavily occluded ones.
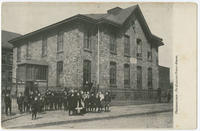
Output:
[82,5,137,25]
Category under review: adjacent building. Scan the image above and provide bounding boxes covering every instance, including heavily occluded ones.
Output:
[9,5,169,97]
[159,66,170,90]
[2,30,21,92]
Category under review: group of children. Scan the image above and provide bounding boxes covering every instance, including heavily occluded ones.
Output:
[17,88,112,120]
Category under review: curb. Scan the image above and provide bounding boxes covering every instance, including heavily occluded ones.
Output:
[9,109,172,129]
[2,113,27,123]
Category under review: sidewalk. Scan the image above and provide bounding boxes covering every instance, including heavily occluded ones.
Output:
[2,103,173,129]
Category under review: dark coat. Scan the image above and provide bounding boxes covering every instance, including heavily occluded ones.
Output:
[31,100,38,113]
[17,96,24,105]
[4,96,11,106]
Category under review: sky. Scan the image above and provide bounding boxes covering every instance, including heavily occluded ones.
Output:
[1,2,173,81]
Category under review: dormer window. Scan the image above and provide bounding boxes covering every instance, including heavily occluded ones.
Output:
[131,20,136,32]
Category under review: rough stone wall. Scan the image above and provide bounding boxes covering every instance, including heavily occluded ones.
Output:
[79,23,98,85]
[12,22,83,88]
[62,23,83,88]
[12,41,27,83]
[12,16,160,90]
[97,16,159,90]
[133,19,159,90]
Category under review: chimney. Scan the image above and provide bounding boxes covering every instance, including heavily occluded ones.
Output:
[107,7,122,15]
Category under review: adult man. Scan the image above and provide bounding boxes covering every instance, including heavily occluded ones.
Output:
[4,93,12,115]
[68,91,76,115]
[63,91,68,111]
[17,92,24,113]
[89,93,96,112]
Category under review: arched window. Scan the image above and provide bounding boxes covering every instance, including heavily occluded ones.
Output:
[137,39,142,58]
[148,67,153,89]
[110,61,117,86]
[124,35,130,56]
[83,60,91,85]
[124,64,130,87]
[137,66,142,89]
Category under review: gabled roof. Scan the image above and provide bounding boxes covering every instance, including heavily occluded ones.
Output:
[9,5,164,46]
[83,5,137,25]
[2,30,21,49]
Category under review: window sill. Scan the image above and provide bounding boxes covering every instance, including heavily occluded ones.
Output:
[17,60,21,63]
[42,55,47,57]
[57,51,64,54]
[124,85,131,88]
[26,57,31,60]
[110,84,117,88]
[124,54,131,57]
[110,51,117,55]
[35,80,47,82]
[84,48,92,53]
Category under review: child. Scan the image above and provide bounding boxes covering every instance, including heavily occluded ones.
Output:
[104,92,111,112]
[31,97,38,120]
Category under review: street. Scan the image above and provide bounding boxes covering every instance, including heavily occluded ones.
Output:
[42,112,173,129]
[2,103,173,129]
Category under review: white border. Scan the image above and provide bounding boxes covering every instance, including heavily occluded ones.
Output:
[0,1,199,131]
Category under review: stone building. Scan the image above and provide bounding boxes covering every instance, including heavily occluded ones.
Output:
[2,30,21,92]
[9,5,166,94]
[159,66,170,90]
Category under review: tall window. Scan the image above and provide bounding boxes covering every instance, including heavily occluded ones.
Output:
[124,64,130,87]
[2,54,6,64]
[22,65,48,81]
[57,32,63,52]
[124,35,130,56]
[148,68,153,89]
[26,42,31,59]
[17,47,21,61]
[156,47,158,64]
[42,36,47,57]
[137,66,142,89]
[110,62,117,86]
[83,60,91,85]
[110,33,116,53]
[57,61,63,86]
[148,44,152,61]
[84,30,91,50]
[137,39,142,58]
